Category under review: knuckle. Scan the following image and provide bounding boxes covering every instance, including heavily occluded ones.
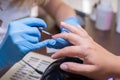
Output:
[83,34,89,39]
[83,44,94,51]
[83,69,93,74]
[64,33,70,37]
[66,33,70,36]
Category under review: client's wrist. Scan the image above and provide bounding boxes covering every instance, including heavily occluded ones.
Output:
[109,56,120,78]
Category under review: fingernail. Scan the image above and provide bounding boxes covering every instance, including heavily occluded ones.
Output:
[61,22,67,25]
[51,54,56,58]
[60,64,68,70]
[52,35,56,38]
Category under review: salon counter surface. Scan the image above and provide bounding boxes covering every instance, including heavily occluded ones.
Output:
[1,16,120,79]
[85,17,120,56]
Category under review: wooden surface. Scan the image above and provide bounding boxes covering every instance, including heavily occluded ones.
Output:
[85,17,120,56]
[0,16,120,79]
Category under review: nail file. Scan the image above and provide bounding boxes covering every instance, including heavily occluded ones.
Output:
[37,27,53,36]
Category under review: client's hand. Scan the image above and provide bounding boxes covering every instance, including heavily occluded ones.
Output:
[51,22,120,80]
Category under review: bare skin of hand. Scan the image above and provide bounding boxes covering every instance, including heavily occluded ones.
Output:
[51,22,120,80]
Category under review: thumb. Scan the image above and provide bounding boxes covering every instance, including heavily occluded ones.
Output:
[60,62,96,77]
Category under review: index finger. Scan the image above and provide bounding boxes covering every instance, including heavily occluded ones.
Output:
[52,33,81,45]
[61,22,89,37]
[51,46,87,59]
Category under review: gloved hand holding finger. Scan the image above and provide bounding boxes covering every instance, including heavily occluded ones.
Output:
[0,18,48,70]
[47,17,81,49]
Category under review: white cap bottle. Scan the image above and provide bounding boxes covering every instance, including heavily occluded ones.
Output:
[95,0,113,31]
[116,0,120,33]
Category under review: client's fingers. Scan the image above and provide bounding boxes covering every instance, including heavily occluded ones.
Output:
[60,62,96,77]
[60,22,82,35]
[51,46,87,59]
[52,33,81,45]
[61,22,89,37]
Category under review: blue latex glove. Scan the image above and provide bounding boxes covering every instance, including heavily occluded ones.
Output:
[0,18,49,70]
[47,17,81,49]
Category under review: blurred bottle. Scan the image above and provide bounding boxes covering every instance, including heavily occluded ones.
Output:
[89,3,98,21]
[95,0,113,31]
[116,0,120,34]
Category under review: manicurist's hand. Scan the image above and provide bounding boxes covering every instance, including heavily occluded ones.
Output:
[0,18,50,70]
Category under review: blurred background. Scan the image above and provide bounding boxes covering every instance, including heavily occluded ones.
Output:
[64,0,117,14]
[0,0,118,37]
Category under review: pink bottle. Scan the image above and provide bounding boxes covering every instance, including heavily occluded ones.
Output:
[95,0,113,31]
[116,0,120,33]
